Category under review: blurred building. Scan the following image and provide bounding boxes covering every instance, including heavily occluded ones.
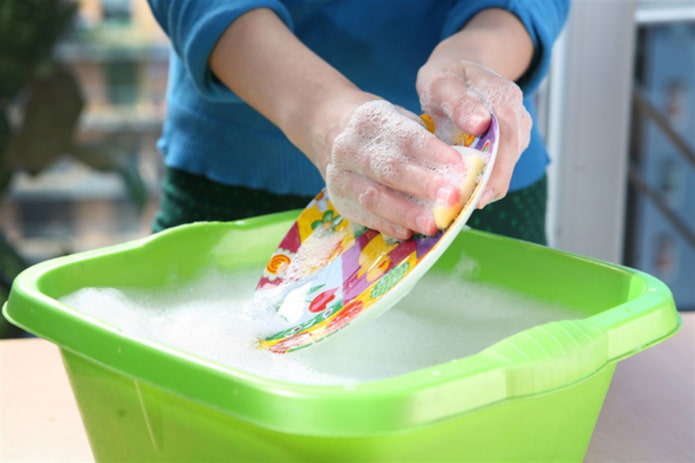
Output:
[0,0,170,263]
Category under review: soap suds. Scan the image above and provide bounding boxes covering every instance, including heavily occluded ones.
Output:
[61,262,581,386]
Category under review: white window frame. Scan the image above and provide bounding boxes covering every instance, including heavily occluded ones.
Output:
[544,0,695,263]
[544,0,637,263]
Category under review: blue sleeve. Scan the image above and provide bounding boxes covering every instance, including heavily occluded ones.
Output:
[147,0,293,101]
[443,0,570,94]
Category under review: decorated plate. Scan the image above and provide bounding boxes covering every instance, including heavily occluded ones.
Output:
[254,115,499,353]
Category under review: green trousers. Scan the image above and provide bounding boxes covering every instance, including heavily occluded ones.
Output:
[153,168,547,245]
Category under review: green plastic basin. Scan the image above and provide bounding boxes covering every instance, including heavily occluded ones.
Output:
[3,211,681,462]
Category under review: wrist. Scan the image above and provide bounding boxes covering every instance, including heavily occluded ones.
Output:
[425,8,534,83]
[295,89,381,178]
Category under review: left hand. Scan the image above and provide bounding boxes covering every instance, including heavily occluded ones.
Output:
[416,58,532,209]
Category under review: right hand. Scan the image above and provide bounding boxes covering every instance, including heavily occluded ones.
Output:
[323,99,467,240]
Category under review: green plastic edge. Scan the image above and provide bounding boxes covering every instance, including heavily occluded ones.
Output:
[2,211,682,437]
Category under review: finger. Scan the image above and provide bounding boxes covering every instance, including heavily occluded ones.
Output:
[423,77,491,135]
[373,161,462,212]
[477,106,531,209]
[359,135,464,200]
[355,178,439,236]
[449,94,491,135]
[478,146,514,209]
[411,129,467,167]
[515,105,533,153]
[347,204,415,241]
[329,171,438,237]
[326,169,414,238]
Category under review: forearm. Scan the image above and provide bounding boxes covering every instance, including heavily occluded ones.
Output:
[426,8,534,83]
[208,8,374,174]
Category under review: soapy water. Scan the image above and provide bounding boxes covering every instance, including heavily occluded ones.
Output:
[60,261,582,386]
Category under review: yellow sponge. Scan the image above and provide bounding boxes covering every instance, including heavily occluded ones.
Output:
[419,113,488,230]
[432,153,486,230]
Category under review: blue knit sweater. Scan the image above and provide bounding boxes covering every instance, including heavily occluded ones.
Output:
[147,0,569,196]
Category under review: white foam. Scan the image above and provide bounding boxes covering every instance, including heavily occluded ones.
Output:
[327,100,429,228]
[60,262,582,386]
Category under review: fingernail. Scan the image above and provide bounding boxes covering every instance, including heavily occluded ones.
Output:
[436,186,457,205]
[475,105,490,121]
[469,107,491,133]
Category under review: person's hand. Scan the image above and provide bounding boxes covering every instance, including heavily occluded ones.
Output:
[323,99,468,240]
[416,58,532,209]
